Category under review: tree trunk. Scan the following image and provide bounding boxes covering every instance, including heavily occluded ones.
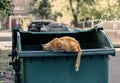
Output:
[45,14,48,19]
[73,15,78,27]
[69,0,79,27]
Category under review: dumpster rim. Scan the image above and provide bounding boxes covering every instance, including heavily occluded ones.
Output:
[17,48,115,58]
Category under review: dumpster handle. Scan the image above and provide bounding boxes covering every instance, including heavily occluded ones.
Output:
[95,26,103,31]
[17,32,22,51]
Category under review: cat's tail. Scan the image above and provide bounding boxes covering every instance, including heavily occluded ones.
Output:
[75,50,82,72]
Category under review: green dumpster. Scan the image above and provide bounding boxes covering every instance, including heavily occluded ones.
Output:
[10,26,115,83]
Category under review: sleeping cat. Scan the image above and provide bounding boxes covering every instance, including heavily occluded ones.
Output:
[42,36,82,71]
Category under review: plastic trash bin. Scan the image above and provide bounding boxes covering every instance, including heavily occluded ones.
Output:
[10,26,115,83]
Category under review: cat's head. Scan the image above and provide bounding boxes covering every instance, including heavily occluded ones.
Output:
[41,38,63,51]
[41,43,51,51]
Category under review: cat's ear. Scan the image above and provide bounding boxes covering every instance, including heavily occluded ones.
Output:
[41,44,45,47]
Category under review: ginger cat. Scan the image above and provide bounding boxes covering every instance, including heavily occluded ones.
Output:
[42,36,82,71]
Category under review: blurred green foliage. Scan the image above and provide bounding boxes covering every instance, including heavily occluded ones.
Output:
[0,0,14,19]
[30,0,120,26]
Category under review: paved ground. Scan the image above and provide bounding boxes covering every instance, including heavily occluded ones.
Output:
[0,30,12,50]
[109,51,120,83]
[0,29,120,83]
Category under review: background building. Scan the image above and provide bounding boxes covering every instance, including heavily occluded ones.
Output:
[9,0,35,30]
